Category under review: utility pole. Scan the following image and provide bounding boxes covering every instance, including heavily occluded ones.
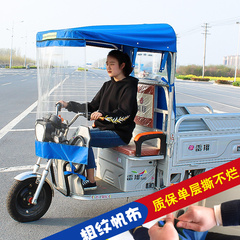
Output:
[10,23,14,69]
[7,20,24,68]
[202,23,210,78]
[24,34,27,67]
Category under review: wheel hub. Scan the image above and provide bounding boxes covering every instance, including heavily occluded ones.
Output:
[28,197,33,204]
[19,186,35,207]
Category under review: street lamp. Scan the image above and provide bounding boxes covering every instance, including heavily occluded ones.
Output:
[234,22,240,82]
[6,26,14,68]
[6,21,24,68]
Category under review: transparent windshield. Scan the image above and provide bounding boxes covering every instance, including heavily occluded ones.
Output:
[36,46,109,128]
[36,46,167,130]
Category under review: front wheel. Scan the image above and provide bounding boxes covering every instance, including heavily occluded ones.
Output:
[6,177,52,222]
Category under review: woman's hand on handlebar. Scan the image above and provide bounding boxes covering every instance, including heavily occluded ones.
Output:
[90,111,103,120]
[57,100,68,108]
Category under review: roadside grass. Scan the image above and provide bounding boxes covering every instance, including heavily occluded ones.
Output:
[5,66,37,69]
[176,75,240,86]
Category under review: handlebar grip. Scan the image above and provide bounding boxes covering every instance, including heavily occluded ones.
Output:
[56,103,62,112]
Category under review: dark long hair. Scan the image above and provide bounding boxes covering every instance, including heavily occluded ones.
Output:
[107,50,133,76]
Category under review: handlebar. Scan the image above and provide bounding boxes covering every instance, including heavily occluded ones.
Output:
[68,112,88,127]
[55,103,104,128]
[68,112,104,127]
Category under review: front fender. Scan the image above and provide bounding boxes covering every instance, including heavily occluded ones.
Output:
[14,171,54,196]
[14,171,41,181]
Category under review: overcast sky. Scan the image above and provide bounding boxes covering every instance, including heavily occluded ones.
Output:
[1,0,240,66]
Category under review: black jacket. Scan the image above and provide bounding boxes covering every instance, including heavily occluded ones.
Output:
[66,76,139,144]
[205,200,240,240]
[221,200,240,226]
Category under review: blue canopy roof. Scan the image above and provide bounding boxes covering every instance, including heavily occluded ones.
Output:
[36,24,177,53]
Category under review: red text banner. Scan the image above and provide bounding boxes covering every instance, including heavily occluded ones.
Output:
[136,157,240,223]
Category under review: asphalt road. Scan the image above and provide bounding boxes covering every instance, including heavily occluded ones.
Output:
[0,68,240,239]
[175,78,240,113]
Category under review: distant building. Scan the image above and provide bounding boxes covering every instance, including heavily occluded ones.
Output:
[223,55,240,68]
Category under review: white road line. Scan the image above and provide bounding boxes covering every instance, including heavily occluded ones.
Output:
[177,81,240,99]
[10,128,34,132]
[0,164,47,173]
[2,82,12,86]
[214,109,226,113]
[178,92,240,111]
[0,101,38,140]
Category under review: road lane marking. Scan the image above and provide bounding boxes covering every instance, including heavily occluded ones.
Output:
[2,82,12,86]
[176,81,240,99]
[214,110,226,113]
[178,92,240,111]
[0,101,38,140]
[9,126,78,132]
[10,129,34,132]
[0,164,47,172]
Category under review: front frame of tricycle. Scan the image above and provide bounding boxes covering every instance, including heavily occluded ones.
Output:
[34,24,178,200]
[35,24,240,201]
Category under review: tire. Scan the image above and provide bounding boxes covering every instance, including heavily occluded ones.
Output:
[6,177,52,222]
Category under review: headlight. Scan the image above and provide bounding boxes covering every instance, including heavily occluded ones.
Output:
[35,123,45,141]
[35,120,55,142]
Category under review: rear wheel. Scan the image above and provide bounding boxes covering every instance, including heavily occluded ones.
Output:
[6,177,52,222]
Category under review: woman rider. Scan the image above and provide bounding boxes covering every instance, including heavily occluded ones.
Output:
[59,50,138,190]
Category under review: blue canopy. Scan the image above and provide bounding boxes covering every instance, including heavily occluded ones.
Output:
[36,23,177,53]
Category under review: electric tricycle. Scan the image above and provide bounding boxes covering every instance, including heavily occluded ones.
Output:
[6,24,240,222]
